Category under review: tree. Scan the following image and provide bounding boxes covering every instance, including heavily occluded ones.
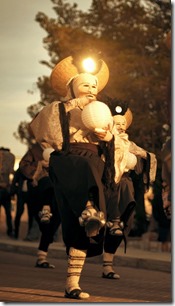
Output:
[15,0,171,166]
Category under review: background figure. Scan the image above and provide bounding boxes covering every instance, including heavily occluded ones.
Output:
[151,169,171,252]
[19,142,61,267]
[161,137,171,220]
[10,167,38,240]
[19,144,43,241]
[0,147,15,237]
[21,179,40,242]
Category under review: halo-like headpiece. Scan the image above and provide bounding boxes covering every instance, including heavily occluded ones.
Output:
[50,56,109,97]
[103,97,133,129]
[123,108,133,129]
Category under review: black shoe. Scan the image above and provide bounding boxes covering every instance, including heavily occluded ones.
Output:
[102,272,120,279]
[64,289,89,299]
[35,260,55,269]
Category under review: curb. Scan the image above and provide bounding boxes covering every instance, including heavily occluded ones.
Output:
[0,241,171,273]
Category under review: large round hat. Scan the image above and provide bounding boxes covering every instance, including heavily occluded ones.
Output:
[112,108,133,130]
[103,97,133,129]
[123,108,133,129]
[50,56,109,97]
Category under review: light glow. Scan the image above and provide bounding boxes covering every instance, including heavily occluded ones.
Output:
[115,106,122,113]
[82,57,96,73]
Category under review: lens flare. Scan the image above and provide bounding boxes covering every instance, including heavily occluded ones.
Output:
[82,57,96,73]
[115,106,122,113]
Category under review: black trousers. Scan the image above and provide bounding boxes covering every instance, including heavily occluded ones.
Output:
[49,144,106,257]
[104,175,136,254]
[34,176,61,252]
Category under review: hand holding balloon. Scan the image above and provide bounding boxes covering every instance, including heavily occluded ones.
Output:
[94,125,113,141]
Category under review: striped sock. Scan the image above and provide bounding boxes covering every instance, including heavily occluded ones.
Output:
[66,247,89,298]
[37,250,47,264]
[103,252,120,279]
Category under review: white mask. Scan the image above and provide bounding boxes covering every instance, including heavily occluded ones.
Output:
[113,115,127,133]
[71,73,98,98]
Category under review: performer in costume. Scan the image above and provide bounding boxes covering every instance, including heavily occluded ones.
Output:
[99,98,157,279]
[30,55,113,299]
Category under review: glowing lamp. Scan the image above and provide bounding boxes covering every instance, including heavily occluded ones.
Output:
[82,57,96,73]
[43,147,54,162]
[81,101,112,131]
[115,106,122,114]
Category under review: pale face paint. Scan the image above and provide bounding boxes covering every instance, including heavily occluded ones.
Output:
[113,115,127,133]
[72,73,98,99]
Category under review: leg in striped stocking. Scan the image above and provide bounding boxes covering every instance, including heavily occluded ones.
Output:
[65,247,89,299]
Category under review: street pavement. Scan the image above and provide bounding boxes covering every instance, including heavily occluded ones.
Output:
[0,207,172,303]
[0,249,172,303]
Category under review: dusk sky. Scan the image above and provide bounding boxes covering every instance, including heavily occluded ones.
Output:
[0,0,91,160]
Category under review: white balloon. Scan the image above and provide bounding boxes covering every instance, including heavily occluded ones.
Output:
[81,101,112,131]
[43,148,54,161]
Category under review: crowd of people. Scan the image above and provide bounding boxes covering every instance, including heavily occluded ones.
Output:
[0,51,171,300]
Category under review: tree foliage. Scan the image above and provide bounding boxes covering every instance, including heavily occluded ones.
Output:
[15,0,171,165]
